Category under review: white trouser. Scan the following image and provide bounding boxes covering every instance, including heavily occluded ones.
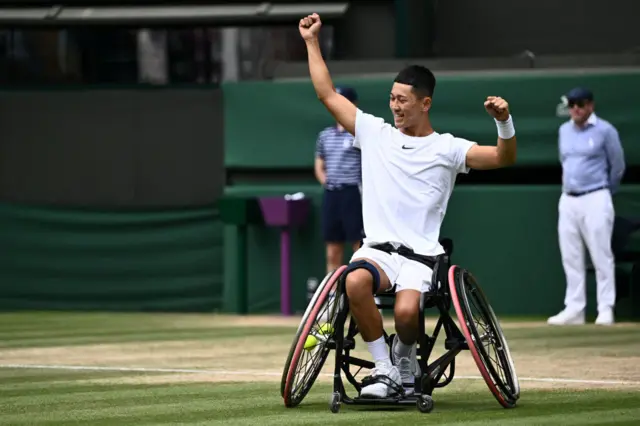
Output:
[558,189,615,314]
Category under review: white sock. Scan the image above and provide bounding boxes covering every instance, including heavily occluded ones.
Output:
[366,336,391,367]
[393,337,414,359]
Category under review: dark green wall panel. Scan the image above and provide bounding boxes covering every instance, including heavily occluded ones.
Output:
[0,203,223,312]
[224,69,640,168]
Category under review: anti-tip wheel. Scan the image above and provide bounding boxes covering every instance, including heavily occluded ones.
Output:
[329,392,341,413]
[417,395,434,413]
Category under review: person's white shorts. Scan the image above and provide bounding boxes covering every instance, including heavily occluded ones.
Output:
[349,244,434,293]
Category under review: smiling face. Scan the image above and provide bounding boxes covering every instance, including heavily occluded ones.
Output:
[568,98,594,126]
[389,82,432,130]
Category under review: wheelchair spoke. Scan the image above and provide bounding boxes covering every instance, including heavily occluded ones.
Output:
[483,343,506,381]
[292,330,333,397]
[282,267,349,408]
[291,299,338,397]
[475,323,511,391]
[467,291,491,333]
[455,269,519,404]
[478,317,513,393]
[293,347,325,395]
[310,292,345,338]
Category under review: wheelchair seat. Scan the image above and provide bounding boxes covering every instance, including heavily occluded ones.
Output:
[375,237,454,305]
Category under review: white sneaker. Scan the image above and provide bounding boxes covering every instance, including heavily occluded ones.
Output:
[595,309,614,326]
[391,335,420,396]
[359,363,403,399]
[547,309,585,325]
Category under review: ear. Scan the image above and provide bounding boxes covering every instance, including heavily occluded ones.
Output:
[422,97,432,113]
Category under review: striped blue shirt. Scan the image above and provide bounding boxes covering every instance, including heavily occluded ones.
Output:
[315,125,361,189]
[559,113,626,194]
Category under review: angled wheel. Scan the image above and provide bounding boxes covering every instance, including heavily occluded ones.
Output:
[281,265,347,407]
[417,394,434,413]
[448,265,520,408]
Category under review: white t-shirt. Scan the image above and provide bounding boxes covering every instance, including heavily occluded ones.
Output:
[353,109,477,256]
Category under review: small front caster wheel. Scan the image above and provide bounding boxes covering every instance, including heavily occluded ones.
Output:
[329,392,341,413]
[417,394,434,413]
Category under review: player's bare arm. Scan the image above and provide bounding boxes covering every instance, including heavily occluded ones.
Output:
[299,14,357,135]
[466,96,517,170]
[314,156,327,185]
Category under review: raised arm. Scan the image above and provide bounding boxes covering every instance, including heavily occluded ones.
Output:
[465,96,517,170]
[299,14,357,135]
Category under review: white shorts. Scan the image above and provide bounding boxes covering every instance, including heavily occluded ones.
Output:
[349,244,434,293]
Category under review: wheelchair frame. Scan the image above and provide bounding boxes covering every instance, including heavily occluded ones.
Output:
[281,240,520,414]
[329,254,467,413]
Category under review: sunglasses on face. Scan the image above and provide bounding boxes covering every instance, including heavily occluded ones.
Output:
[568,100,588,108]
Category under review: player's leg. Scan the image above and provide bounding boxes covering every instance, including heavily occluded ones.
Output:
[394,290,421,348]
[549,194,587,325]
[582,190,616,325]
[344,260,388,343]
[342,185,381,311]
[391,258,432,394]
[322,189,345,273]
[346,246,402,398]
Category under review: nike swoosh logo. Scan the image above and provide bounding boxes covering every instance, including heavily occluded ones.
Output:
[402,145,415,149]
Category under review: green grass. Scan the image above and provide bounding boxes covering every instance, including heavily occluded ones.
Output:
[0,325,290,349]
[0,311,290,348]
[1,377,639,425]
[0,311,639,425]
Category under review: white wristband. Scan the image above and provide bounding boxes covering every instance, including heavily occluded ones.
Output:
[495,115,515,139]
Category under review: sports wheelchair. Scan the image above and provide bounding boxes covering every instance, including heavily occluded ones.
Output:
[280,239,520,414]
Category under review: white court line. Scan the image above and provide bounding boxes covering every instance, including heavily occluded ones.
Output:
[0,364,281,377]
[1,364,640,386]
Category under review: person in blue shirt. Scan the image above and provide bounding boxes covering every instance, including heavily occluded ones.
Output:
[548,87,625,326]
[314,86,365,274]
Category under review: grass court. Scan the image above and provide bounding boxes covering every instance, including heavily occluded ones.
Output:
[1,311,639,425]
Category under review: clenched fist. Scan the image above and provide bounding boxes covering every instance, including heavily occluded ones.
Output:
[299,13,322,40]
[484,96,510,121]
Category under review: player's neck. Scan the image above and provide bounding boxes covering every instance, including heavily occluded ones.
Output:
[399,120,434,137]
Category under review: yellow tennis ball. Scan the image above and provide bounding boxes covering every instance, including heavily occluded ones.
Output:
[318,323,333,335]
[304,335,318,350]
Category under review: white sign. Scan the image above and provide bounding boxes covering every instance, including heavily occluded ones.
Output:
[556,95,570,118]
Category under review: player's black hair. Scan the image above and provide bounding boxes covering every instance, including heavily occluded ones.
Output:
[393,65,436,99]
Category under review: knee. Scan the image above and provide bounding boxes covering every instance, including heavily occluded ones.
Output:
[345,269,374,301]
[394,296,420,327]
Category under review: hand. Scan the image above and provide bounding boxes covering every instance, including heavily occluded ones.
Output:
[484,96,510,121]
[299,13,322,41]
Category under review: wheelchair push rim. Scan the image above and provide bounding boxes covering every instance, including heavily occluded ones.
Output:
[448,265,520,408]
[281,265,346,407]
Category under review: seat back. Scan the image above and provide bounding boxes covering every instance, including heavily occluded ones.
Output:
[440,237,454,257]
[435,237,453,289]
[419,238,453,309]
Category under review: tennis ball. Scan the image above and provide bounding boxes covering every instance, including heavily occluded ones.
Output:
[304,335,318,350]
[318,323,333,336]
[304,323,334,351]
